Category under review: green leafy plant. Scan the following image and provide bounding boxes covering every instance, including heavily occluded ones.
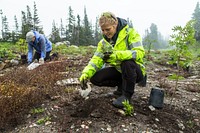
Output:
[36,116,51,125]
[169,20,196,106]
[168,73,184,80]
[52,44,96,57]
[186,120,195,128]
[169,20,195,88]
[143,35,156,61]
[122,100,134,116]
[16,38,27,54]
[0,48,16,59]
[30,108,45,114]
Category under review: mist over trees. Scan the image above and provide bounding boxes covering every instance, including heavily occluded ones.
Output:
[0,3,100,45]
[192,2,200,42]
[1,1,200,48]
[142,23,169,50]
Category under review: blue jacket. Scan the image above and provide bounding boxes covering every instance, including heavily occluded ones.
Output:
[27,31,52,62]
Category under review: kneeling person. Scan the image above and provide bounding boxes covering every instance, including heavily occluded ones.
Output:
[26,30,52,64]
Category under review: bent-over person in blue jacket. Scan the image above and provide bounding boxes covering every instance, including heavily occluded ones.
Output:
[26,30,52,64]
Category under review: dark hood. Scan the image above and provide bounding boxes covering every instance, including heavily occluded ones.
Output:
[104,17,128,45]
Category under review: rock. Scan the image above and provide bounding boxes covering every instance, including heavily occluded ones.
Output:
[100,128,105,131]
[118,109,126,115]
[81,124,88,129]
[10,59,19,66]
[56,78,80,86]
[178,122,185,130]
[149,105,156,111]
[29,123,38,128]
[0,61,6,70]
[189,61,200,76]
[106,125,112,132]
[45,121,51,125]
[192,98,198,102]
[123,128,128,132]
[70,124,75,129]
[121,125,125,127]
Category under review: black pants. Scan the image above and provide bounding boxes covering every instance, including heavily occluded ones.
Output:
[33,51,51,61]
[90,60,143,96]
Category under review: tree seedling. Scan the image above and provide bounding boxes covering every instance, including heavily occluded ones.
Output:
[169,20,196,107]
[36,116,51,125]
[122,100,134,116]
[168,73,184,80]
[30,108,45,114]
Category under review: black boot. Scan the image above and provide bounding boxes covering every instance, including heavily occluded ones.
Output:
[138,74,147,87]
[113,84,122,96]
[113,79,135,109]
[112,95,131,109]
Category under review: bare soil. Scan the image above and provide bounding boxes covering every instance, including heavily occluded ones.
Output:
[0,55,200,133]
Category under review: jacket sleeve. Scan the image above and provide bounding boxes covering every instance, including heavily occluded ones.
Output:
[39,36,46,58]
[82,41,105,78]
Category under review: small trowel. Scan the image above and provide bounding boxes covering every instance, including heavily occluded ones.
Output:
[79,82,92,98]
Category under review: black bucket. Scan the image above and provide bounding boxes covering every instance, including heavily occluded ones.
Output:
[149,87,164,109]
[21,54,27,64]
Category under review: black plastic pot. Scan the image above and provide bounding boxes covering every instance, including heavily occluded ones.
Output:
[149,87,164,109]
[21,54,27,64]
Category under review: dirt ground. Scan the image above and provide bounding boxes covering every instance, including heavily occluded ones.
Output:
[0,55,200,133]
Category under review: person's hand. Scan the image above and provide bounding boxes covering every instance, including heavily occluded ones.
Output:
[79,73,88,90]
[106,52,117,63]
[39,58,44,64]
[103,52,112,62]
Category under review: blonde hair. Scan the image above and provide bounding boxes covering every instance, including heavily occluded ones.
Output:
[99,12,118,27]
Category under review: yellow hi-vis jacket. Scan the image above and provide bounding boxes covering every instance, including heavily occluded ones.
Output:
[82,25,146,78]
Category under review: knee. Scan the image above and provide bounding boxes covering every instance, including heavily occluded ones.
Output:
[90,76,102,86]
[121,60,137,68]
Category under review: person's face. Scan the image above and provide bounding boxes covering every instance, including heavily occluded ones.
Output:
[100,24,117,39]
[31,37,35,42]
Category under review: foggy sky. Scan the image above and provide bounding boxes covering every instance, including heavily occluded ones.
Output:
[0,0,199,37]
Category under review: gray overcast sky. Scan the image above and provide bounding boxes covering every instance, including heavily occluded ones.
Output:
[0,0,199,37]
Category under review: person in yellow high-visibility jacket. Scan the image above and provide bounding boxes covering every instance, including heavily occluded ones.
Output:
[80,11,146,109]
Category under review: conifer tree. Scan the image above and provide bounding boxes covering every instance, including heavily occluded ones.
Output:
[33,2,43,33]
[50,20,61,43]
[14,15,19,33]
[73,15,81,46]
[12,15,20,42]
[66,6,75,44]
[0,9,4,40]
[60,18,65,39]
[94,16,101,45]
[82,6,94,45]
[21,11,28,39]
[2,16,10,41]
[192,2,200,41]
[26,5,33,30]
